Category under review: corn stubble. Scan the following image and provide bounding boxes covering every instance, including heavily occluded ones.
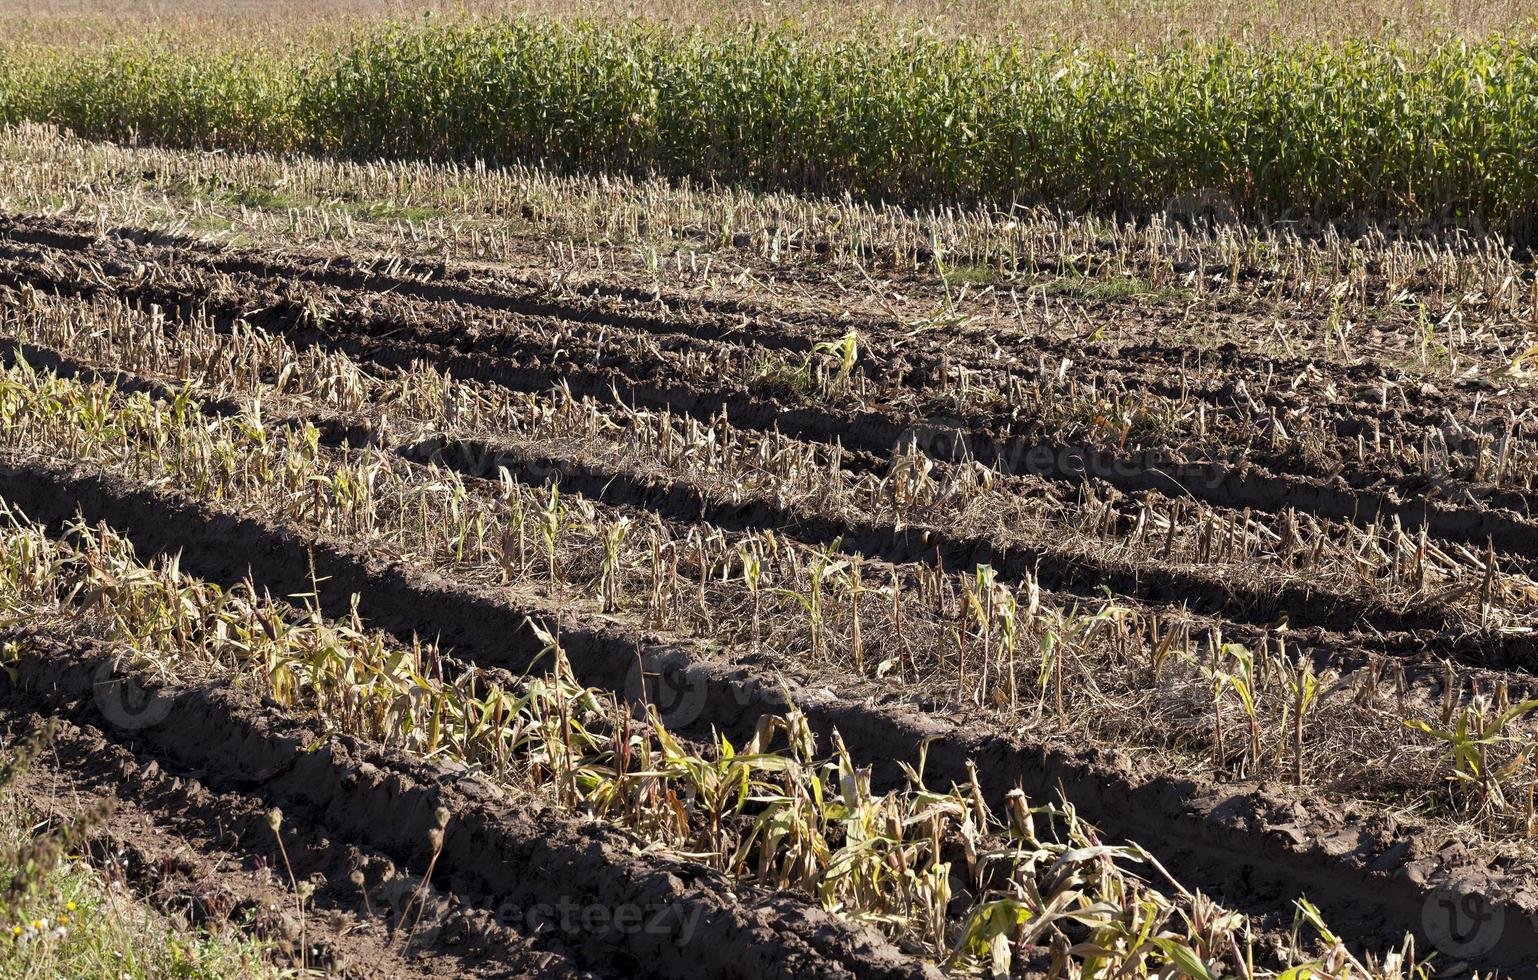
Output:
[0,11,1534,970]
[9,287,1538,820]
[0,268,1529,972]
[0,505,1428,978]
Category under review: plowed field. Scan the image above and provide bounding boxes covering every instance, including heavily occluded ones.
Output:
[3,196,1537,977]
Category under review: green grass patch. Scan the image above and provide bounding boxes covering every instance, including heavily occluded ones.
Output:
[0,722,281,980]
[0,871,276,980]
[938,260,1002,286]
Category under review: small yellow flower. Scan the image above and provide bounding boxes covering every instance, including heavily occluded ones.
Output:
[57,915,69,925]
[64,902,76,913]
[9,925,20,936]
[31,920,43,931]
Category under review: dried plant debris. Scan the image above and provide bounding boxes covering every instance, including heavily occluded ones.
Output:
[0,127,1535,977]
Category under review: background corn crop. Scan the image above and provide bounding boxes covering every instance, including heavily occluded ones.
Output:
[2,17,1537,233]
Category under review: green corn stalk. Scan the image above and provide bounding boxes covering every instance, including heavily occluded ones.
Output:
[1287,662,1321,786]
[1223,643,1262,774]
[1406,697,1538,816]
[811,331,859,395]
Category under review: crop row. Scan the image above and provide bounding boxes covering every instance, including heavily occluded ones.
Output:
[4,221,1538,562]
[4,20,1538,231]
[3,354,1533,971]
[0,494,1431,977]
[8,284,1534,647]
[0,604,924,979]
[6,122,1537,335]
[7,289,1538,848]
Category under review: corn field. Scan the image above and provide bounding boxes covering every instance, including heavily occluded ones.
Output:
[1,19,1537,231]
[0,6,1537,978]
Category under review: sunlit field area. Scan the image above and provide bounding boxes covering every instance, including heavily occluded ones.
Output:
[1,1,1537,978]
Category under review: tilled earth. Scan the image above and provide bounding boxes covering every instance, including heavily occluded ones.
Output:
[2,211,1538,977]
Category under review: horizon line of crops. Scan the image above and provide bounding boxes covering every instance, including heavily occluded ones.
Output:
[2,17,1537,233]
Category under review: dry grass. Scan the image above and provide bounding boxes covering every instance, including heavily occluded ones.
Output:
[2,123,1536,378]
[5,282,1538,844]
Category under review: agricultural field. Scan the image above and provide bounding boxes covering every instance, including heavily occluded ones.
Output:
[2,2,1538,978]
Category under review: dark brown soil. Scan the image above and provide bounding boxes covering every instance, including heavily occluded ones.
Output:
[2,457,1536,977]
[1,628,937,980]
[4,209,1538,978]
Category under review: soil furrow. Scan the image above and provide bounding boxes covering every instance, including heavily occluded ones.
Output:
[1,457,1534,975]
[9,211,1538,496]
[0,626,935,980]
[6,228,1537,570]
[395,433,1534,654]
[0,216,821,355]
[10,212,1534,438]
[0,707,591,979]
[4,214,1538,543]
[8,331,1527,672]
